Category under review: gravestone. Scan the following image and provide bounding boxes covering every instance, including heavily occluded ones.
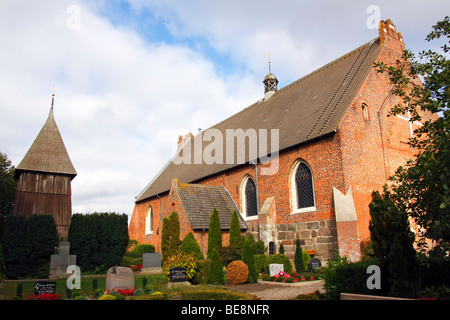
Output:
[143,253,162,268]
[308,258,322,272]
[269,263,284,277]
[105,266,135,291]
[167,267,191,289]
[34,281,56,295]
[49,241,76,278]
[170,267,187,283]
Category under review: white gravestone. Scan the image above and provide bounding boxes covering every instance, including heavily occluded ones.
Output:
[269,263,284,277]
[105,266,135,291]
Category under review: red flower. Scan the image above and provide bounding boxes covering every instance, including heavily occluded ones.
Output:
[29,293,61,300]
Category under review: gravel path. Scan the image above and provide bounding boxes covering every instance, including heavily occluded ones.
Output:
[220,280,325,300]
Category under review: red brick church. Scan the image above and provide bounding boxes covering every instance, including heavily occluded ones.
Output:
[128,20,434,262]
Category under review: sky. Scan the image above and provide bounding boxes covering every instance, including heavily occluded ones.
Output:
[1,0,448,222]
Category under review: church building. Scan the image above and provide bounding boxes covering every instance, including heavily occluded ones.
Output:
[13,94,77,238]
[128,20,434,262]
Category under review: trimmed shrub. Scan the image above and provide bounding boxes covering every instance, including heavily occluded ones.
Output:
[229,210,243,249]
[68,212,129,271]
[163,250,196,281]
[207,207,222,259]
[3,214,57,279]
[294,239,304,273]
[191,259,211,285]
[254,254,267,274]
[161,211,181,264]
[207,248,224,285]
[227,260,249,285]
[264,254,293,274]
[220,246,241,267]
[241,238,258,283]
[180,232,203,260]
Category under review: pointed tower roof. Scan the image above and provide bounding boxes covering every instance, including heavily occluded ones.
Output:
[15,102,77,180]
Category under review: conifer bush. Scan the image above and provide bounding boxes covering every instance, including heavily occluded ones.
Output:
[207,207,222,259]
[180,232,203,260]
[207,248,224,285]
[241,238,258,283]
[226,260,249,285]
[229,210,243,249]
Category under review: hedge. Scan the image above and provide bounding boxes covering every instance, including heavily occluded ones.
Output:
[68,212,129,271]
[2,214,57,279]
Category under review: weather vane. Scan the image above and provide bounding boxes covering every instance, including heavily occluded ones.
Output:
[51,85,56,108]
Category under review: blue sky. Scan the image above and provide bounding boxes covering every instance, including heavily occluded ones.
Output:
[0,0,448,220]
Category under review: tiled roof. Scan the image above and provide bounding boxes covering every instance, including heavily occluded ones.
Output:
[136,38,381,202]
[175,182,248,230]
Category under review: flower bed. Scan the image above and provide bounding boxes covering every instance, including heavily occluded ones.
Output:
[28,293,62,300]
[262,271,317,283]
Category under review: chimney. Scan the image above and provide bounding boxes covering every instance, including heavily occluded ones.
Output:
[379,19,404,45]
[177,132,194,152]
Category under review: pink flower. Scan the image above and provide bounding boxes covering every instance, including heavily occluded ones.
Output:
[309,276,315,281]
[300,276,305,281]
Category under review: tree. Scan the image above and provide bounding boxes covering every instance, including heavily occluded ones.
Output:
[374,17,450,255]
[180,232,203,260]
[294,239,305,273]
[0,152,17,240]
[229,210,242,249]
[369,190,421,298]
[207,207,222,259]
[241,237,258,283]
[161,211,181,263]
[207,248,224,285]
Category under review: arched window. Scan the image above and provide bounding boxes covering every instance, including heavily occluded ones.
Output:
[241,176,258,218]
[362,103,370,121]
[291,160,316,213]
[145,206,153,235]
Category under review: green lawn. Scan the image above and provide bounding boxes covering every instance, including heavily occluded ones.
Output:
[0,273,258,300]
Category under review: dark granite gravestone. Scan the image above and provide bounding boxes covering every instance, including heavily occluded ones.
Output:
[308,258,322,272]
[169,267,187,283]
[34,281,56,295]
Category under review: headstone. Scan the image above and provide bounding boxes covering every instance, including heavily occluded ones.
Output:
[34,281,56,295]
[269,263,284,277]
[308,258,322,272]
[143,253,162,269]
[105,266,135,291]
[49,241,76,278]
[169,267,187,283]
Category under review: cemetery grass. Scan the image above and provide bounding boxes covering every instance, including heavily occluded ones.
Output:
[0,274,257,300]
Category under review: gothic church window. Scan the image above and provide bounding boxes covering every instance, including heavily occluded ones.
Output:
[291,160,316,213]
[241,176,258,218]
[362,103,370,121]
[145,206,153,235]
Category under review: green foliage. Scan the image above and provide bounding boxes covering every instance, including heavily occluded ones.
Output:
[369,190,422,298]
[191,259,211,285]
[279,243,284,254]
[161,211,181,263]
[163,250,197,281]
[264,254,293,274]
[320,256,382,300]
[180,232,204,260]
[220,245,241,267]
[68,212,129,271]
[254,254,267,274]
[419,254,450,289]
[294,239,304,273]
[207,207,222,259]
[374,17,450,255]
[207,248,224,285]
[241,238,258,283]
[243,233,267,255]
[2,214,57,278]
[229,210,243,249]
[0,152,17,241]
